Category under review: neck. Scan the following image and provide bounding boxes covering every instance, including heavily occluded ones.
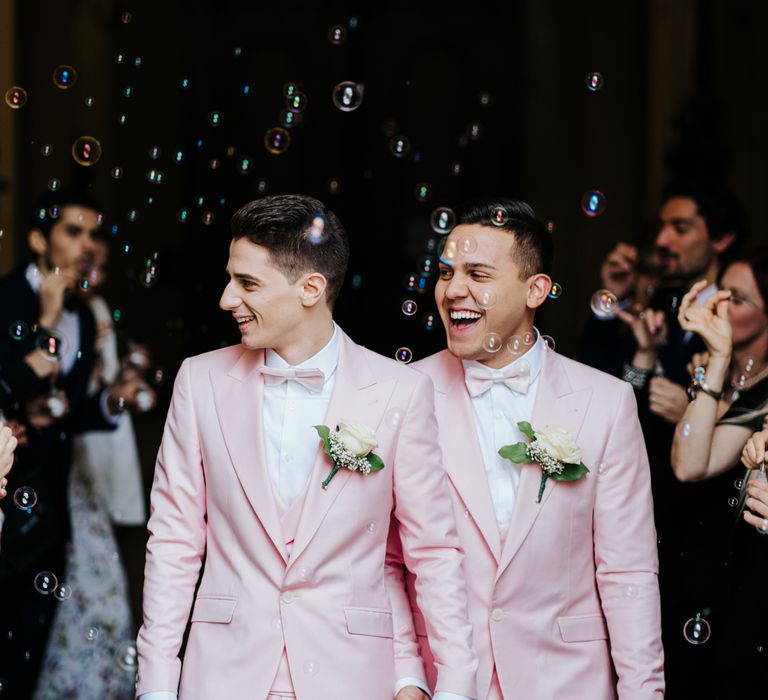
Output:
[273,314,335,366]
[685,257,720,291]
[732,329,768,377]
[478,324,536,369]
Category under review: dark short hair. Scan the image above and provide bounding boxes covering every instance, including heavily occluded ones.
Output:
[29,187,102,238]
[660,179,746,256]
[230,194,350,307]
[456,198,553,279]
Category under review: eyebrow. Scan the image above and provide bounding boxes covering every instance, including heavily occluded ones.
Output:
[666,218,694,227]
[231,272,261,283]
[438,261,498,271]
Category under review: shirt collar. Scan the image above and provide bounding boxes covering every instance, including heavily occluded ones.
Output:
[461,326,544,384]
[265,321,340,380]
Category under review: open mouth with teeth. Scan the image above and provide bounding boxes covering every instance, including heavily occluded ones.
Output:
[448,309,484,330]
[236,315,256,330]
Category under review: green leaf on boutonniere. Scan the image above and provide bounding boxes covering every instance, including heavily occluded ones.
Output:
[313,425,333,460]
[498,442,530,463]
[551,462,589,482]
[367,452,385,472]
[517,421,536,441]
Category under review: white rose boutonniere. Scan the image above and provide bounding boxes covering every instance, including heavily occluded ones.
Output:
[498,422,589,502]
[314,420,384,489]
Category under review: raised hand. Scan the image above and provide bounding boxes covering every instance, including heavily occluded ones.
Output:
[38,267,77,329]
[615,307,668,353]
[600,242,638,300]
[678,280,732,360]
[742,429,768,470]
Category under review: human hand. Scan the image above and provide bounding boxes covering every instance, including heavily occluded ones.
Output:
[616,307,668,352]
[124,343,152,373]
[648,376,689,423]
[0,424,19,499]
[678,280,732,359]
[395,687,430,700]
[742,429,768,470]
[25,390,70,428]
[38,267,77,328]
[106,368,157,415]
[600,243,638,300]
[686,351,710,378]
[743,477,768,533]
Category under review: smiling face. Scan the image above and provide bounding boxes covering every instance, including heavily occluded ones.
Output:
[219,237,311,354]
[721,261,767,347]
[435,224,550,367]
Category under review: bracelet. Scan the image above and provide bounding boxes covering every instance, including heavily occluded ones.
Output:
[687,365,723,402]
[622,363,651,390]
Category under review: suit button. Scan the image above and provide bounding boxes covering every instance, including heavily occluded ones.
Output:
[491,608,503,622]
[281,590,294,604]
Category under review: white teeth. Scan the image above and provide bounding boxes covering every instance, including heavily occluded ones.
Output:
[237,316,255,324]
[449,310,482,320]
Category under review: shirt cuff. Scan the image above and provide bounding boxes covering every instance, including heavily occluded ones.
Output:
[395,677,431,697]
[99,389,123,425]
[137,693,177,700]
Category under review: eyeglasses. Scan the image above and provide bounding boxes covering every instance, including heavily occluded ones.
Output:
[729,294,760,309]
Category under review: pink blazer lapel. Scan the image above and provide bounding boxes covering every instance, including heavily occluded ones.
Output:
[288,332,393,568]
[211,347,288,563]
[496,348,591,580]
[433,354,501,562]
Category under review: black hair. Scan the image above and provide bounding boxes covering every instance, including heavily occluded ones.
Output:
[29,187,102,238]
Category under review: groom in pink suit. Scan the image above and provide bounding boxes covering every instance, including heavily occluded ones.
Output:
[136,195,477,700]
[404,199,664,699]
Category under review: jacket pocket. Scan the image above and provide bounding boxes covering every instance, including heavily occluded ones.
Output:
[191,595,237,623]
[412,610,428,637]
[344,606,394,638]
[557,614,608,642]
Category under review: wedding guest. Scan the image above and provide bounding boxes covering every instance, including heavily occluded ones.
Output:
[0,424,18,499]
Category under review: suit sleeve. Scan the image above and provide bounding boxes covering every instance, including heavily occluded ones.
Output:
[136,359,207,695]
[594,382,665,699]
[391,372,478,698]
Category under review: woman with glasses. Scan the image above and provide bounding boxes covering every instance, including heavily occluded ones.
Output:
[670,246,768,697]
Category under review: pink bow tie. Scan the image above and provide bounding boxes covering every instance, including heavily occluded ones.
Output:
[260,366,326,393]
[464,362,531,397]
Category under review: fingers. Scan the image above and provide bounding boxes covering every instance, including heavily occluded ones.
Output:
[742,430,768,469]
[743,509,768,532]
[644,309,666,336]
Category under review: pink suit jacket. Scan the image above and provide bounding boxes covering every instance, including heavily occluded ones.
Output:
[136,331,477,699]
[406,347,664,699]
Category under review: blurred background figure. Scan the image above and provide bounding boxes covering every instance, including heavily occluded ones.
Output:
[32,237,151,700]
[667,247,768,697]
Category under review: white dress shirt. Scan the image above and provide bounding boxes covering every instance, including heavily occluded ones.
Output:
[139,324,467,700]
[462,331,544,531]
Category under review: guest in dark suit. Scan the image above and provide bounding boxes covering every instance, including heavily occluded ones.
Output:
[0,189,147,700]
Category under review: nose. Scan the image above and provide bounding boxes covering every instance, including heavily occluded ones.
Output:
[443,271,469,300]
[219,280,240,311]
[655,224,674,250]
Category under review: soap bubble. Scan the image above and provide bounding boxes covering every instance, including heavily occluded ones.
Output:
[422,313,438,331]
[14,486,38,511]
[586,71,604,92]
[581,190,606,217]
[264,128,290,155]
[548,282,563,299]
[430,207,456,235]
[5,86,27,108]
[490,206,508,226]
[114,642,138,672]
[53,65,77,89]
[395,347,413,364]
[9,320,29,341]
[280,109,302,128]
[477,290,497,310]
[72,136,102,166]
[401,300,417,316]
[34,571,57,595]
[683,614,711,645]
[482,333,503,353]
[54,583,73,601]
[590,289,618,318]
[389,136,411,158]
[328,25,347,44]
[414,183,431,202]
[332,81,364,112]
[286,91,307,113]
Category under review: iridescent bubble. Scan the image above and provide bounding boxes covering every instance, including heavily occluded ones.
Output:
[146,169,165,184]
[141,260,159,287]
[71,136,102,166]
[176,208,190,223]
[122,85,133,98]
[53,65,77,89]
[264,127,290,155]
[114,642,138,672]
[325,179,339,195]
[546,220,556,234]
[208,110,223,127]
[431,207,456,234]
[127,209,138,222]
[48,205,61,219]
[5,86,27,109]
[280,109,302,128]
[54,583,73,601]
[417,255,435,276]
[208,158,220,170]
[41,144,52,156]
[78,278,90,292]
[9,320,29,341]
[384,407,404,429]
[236,156,253,174]
[328,24,347,44]
[233,47,242,57]
[541,335,556,350]
[457,236,477,256]
[34,571,57,595]
[241,83,252,95]
[734,478,744,490]
[286,92,307,113]
[590,289,618,318]
[148,146,161,159]
[121,11,132,23]
[438,238,459,265]
[422,313,438,331]
[112,308,122,323]
[414,183,431,202]
[482,333,503,353]
[283,82,299,97]
[395,347,413,364]
[14,486,38,511]
[403,273,419,292]
[84,96,94,107]
[110,166,123,179]
[86,626,100,642]
[305,214,328,244]
[581,190,606,217]
[477,290,497,310]
[467,122,483,141]
[490,206,508,227]
[115,52,126,64]
[507,336,523,355]
[548,282,563,299]
[522,331,536,346]
[173,150,184,164]
[332,81,364,112]
[586,71,604,92]
[728,496,738,507]
[479,91,492,107]
[683,614,711,645]
[450,163,463,176]
[402,300,417,316]
[118,114,127,126]
[202,211,214,225]
[153,368,165,385]
[35,330,66,361]
[677,422,691,438]
[389,136,411,158]
[180,78,190,89]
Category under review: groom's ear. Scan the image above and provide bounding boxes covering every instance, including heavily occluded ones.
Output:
[300,272,329,308]
[526,273,551,310]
